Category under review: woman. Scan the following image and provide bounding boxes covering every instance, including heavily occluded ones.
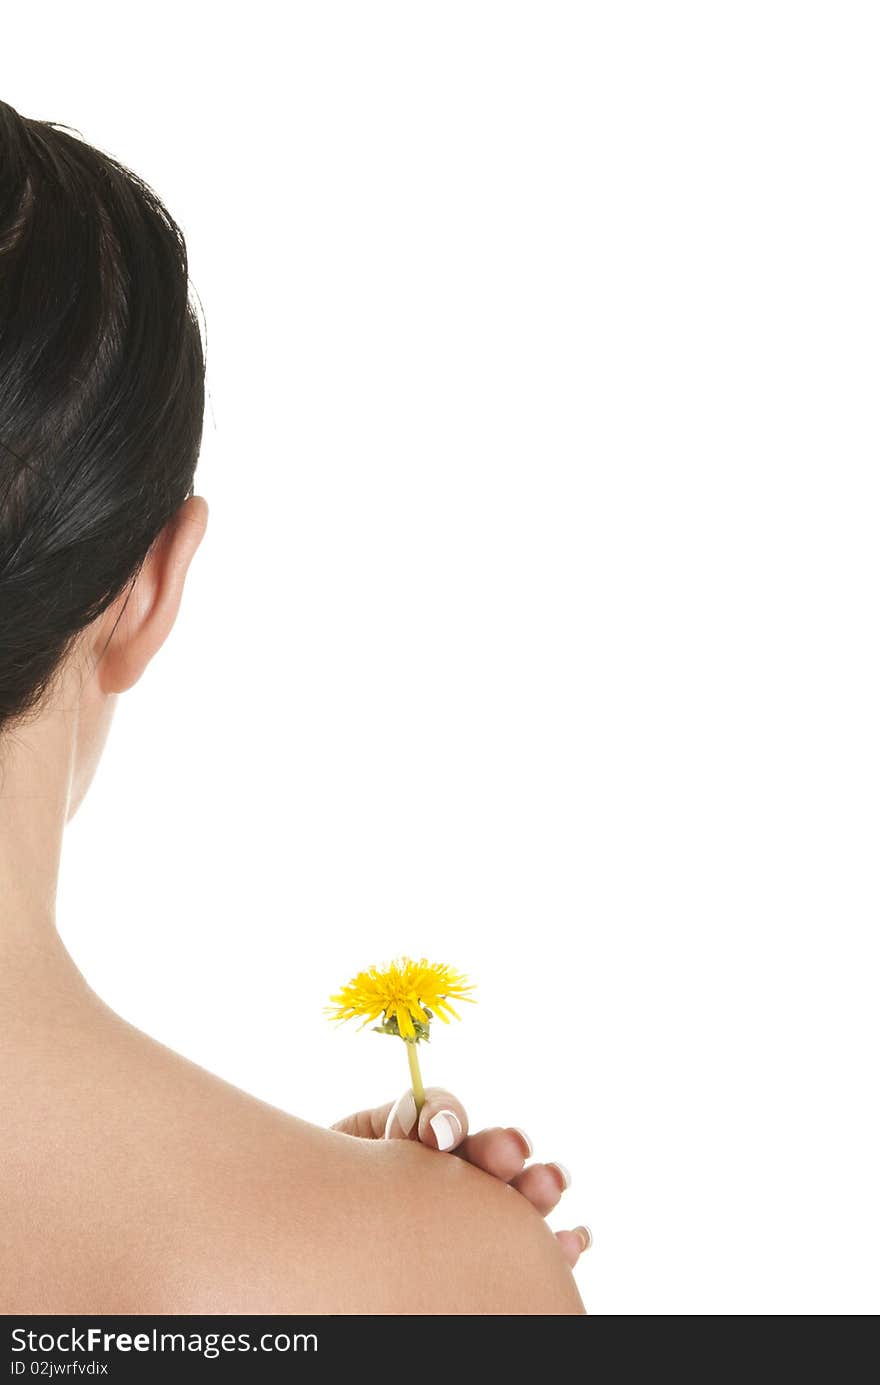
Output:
[0,100,588,1314]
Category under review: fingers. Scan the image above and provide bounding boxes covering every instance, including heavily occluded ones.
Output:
[509,1161,572,1216]
[457,1126,534,1182]
[457,1131,572,1218]
[383,1087,470,1150]
[555,1226,592,1268]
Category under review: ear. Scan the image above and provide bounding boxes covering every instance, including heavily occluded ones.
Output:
[94,495,209,695]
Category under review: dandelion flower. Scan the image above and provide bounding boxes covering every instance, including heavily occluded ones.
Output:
[327,956,475,1111]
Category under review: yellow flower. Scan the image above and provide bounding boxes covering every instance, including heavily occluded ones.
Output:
[327,955,475,1042]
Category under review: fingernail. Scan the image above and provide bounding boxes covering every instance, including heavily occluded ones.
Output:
[510,1127,533,1158]
[429,1109,462,1151]
[548,1161,572,1190]
[384,1090,418,1139]
[575,1225,592,1251]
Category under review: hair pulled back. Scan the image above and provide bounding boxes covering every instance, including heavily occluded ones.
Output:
[0,100,205,737]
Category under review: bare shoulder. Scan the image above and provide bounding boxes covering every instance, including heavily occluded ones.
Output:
[167,1126,586,1316]
[1,1000,584,1315]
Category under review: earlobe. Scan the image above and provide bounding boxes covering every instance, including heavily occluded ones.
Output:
[96,495,209,695]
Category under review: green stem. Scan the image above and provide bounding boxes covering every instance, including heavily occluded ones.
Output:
[406,1040,426,1113]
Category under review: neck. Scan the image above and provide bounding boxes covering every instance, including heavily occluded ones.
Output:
[0,701,77,956]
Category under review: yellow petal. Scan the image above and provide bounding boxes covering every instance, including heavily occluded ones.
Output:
[396,1005,416,1039]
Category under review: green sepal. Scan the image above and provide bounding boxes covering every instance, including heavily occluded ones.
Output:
[373,1009,433,1043]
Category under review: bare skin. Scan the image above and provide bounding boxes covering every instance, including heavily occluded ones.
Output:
[0,497,586,1315]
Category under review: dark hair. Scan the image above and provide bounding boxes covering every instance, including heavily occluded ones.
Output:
[0,99,205,739]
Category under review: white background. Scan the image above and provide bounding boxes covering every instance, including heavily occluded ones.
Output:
[6,2,878,1315]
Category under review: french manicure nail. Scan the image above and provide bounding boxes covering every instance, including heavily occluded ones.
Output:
[429,1109,462,1151]
[510,1127,534,1158]
[548,1161,572,1190]
[575,1225,592,1251]
[384,1090,418,1139]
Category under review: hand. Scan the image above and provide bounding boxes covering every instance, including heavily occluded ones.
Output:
[331,1087,592,1268]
